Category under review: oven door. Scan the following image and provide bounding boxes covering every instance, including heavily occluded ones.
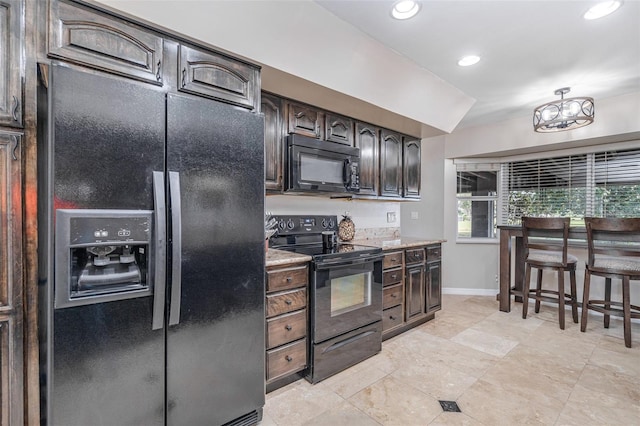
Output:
[311,256,383,343]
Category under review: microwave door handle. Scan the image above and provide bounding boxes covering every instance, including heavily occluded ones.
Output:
[152,171,167,330]
[168,171,182,326]
[343,158,352,188]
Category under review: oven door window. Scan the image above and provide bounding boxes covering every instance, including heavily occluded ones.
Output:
[331,271,371,316]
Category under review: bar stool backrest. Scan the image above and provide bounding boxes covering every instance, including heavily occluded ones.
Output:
[522,217,571,267]
[584,217,640,275]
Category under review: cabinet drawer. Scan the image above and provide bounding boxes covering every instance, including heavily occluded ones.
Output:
[267,265,308,292]
[49,0,164,85]
[266,309,307,349]
[178,44,260,110]
[383,252,403,269]
[383,268,403,286]
[266,338,307,382]
[383,283,403,309]
[405,248,425,265]
[382,305,403,332]
[427,245,441,262]
[266,288,307,318]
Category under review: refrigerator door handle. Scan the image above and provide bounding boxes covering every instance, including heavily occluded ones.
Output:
[168,171,182,326]
[152,171,167,330]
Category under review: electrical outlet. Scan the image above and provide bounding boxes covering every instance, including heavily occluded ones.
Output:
[387,212,396,223]
[410,211,419,220]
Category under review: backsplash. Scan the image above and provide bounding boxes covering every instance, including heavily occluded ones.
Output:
[265,195,401,229]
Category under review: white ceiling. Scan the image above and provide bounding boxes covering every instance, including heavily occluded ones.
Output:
[315,0,640,130]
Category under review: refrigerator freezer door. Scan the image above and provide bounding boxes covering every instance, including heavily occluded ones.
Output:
[46,64,166,425]
[165,93,265,425]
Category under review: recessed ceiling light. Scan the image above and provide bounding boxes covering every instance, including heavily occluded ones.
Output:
[458,55,481,67]
[391,0,421,20]
[584,1,622,20]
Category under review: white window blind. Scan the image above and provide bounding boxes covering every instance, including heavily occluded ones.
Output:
[500,147,640,225]
[592,149,640,217]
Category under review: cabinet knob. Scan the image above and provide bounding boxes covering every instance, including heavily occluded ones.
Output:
[285,299,292,305]
[285,325,292,331]
[286,277,293,283]
[391,274,397,279]
[285,355,293,362]
[391,293,397,298]
[390,315,396,320]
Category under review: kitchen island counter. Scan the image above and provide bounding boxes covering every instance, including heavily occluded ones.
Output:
[351,237,445,251]
[265,248,312,267]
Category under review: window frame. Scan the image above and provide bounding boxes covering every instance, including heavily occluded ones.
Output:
[455,166,500,242]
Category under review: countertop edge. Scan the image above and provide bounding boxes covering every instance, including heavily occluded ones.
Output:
[350,237,446,251]
[265,248,312,268]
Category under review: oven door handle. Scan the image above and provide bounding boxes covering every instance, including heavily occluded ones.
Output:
[314,254,383,270]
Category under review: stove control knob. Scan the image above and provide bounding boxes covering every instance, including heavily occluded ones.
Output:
[328,219,335,228]
[287,219,295,230]
[278,220,286,230]
[321,219,327,228]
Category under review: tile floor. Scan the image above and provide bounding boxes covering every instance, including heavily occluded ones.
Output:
[261,295,640,426]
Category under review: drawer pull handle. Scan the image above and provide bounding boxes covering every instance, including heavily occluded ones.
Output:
[285,355,293,362]
[390,315,396,320]
[286,277,293,283]
[391,274,397,279]
[285,299,292,305]
[285,325,292,331]
[391,258,398,262]
[391,294,397,298]
[156,60,162,81]
[295,111,304,119]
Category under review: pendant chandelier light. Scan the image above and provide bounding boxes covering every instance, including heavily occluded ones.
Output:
[533,87,594,132]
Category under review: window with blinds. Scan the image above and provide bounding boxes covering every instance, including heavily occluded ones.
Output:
[456,163,499,239]
[500,148,640,226]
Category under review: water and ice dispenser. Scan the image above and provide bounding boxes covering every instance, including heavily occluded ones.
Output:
[55,209,154,308]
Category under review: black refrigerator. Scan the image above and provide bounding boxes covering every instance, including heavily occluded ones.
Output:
[37,64,265,425]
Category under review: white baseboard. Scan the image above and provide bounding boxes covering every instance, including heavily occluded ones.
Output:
[442,288,497,296]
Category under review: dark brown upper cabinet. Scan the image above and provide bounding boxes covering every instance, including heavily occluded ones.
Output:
[48,0,164,85]
[325,113,354,145]
[403,138,421,198]
[0,0,23,128]
[379,129,403,198]
[287,101,323,139]
[354,122,379,196]
[263,92,284,191]
[178,44,260,111]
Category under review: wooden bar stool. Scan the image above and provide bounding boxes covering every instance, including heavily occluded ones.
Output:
[581,217,640,348]
[519,217,579,330]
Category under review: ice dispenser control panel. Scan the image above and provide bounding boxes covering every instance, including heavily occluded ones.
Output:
[55,209,154,309]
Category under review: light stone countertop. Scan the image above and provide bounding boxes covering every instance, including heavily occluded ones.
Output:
[265,248,312,268]
[350,237,446,251]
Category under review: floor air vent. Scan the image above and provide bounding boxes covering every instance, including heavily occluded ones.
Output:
[439,400,462,413]
[222,410,260,426]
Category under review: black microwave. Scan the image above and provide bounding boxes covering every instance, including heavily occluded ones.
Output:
[286,134,360,194]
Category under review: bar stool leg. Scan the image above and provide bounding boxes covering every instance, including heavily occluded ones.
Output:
[604,278,612,328]
[535,269,543,313]
[622,276,632,348]
[523,263,532,319]
[558,268,565,330]
[570,269,578,323]
[581,270,591,332]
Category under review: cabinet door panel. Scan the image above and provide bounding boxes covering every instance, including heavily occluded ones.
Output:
[0,0,23,127]
[49,0,163,85]
[380,129,402,197]
[325,113,353,145]
[179,44,259,110]
[287,102,322,139]
[0,132,21,312]
[403,139,421,198]
[355,122,379,195]
[262,93,284,191]
[0,317,23,426]
[405,264,424,321]
[427,262,442,312]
